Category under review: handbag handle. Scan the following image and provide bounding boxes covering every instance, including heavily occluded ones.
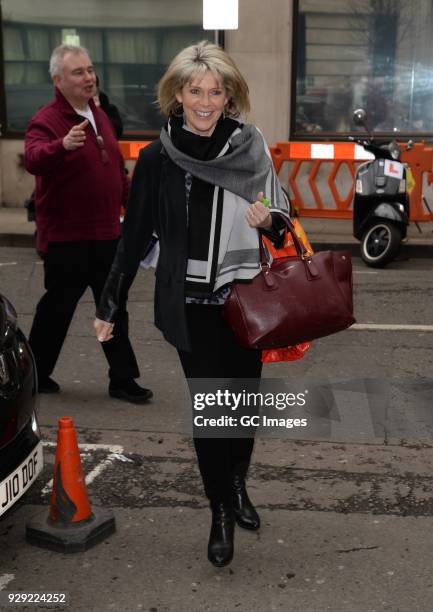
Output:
[259,212,309,265]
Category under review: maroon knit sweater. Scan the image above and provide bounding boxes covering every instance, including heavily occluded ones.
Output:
[25,89,128,252]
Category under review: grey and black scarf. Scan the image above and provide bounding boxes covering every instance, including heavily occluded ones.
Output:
[160,115,290,298]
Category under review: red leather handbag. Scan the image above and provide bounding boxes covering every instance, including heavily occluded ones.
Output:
[223,215,355,350]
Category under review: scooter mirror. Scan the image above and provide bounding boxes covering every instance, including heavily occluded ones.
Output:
[406,140,414,151]
[353,108,368,127]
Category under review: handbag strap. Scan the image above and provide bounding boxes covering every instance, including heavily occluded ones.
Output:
[259,212,309,265]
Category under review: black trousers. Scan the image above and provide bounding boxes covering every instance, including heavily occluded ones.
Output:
[177,303,263,503]
[29,240,139,382]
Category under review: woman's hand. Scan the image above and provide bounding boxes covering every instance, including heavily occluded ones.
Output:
[94,317,114,342]
[245,191,272,229]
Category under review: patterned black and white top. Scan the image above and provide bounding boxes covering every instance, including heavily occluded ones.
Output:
[184,171,285,306]
[184,171,231,305]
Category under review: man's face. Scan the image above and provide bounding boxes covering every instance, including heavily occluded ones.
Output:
[53,52,96,106]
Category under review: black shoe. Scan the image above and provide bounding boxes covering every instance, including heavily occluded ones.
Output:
[208,501,235,568]
[38,376,60,394]
[109,379,153,404]
[232,475,260,531]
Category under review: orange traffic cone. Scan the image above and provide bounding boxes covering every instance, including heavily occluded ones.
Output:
[26,416,115,553]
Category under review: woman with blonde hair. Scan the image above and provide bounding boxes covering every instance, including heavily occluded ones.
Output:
[95,40,290,567]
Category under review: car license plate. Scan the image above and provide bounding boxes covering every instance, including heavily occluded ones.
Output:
[0,441,44,517]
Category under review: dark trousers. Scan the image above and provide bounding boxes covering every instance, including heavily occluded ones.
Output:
[29,240,139,382]
[177,303,263,503]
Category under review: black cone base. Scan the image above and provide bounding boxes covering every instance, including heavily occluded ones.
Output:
[26,506,116,553]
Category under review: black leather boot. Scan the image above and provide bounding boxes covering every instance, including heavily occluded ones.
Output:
[232,474,260,530]
[207,501,235,567]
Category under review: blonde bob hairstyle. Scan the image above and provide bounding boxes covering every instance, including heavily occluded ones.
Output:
[157,40,250,119]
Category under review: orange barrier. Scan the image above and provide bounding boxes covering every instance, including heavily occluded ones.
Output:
[119,140,151,160]
[269,141,433,222]
[119,139,433,222]
[401,143,433,222]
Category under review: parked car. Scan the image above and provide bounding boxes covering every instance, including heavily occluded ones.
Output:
[0,294,43,518]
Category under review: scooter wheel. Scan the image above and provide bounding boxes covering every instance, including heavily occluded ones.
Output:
[361,222,402,267]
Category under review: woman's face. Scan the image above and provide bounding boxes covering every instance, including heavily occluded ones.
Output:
[175,70,228,137]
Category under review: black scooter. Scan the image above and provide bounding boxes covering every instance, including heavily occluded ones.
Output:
[352,108,412,267]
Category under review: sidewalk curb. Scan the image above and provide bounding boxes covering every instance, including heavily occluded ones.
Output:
[0,234,36,248]
[311,241,433,259]
[0,233,432,258]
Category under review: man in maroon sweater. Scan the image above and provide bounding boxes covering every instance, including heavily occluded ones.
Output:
[25,44,152,403]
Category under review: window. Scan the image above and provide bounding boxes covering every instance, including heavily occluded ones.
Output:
[293,0,433,138]
[0,0,213,137]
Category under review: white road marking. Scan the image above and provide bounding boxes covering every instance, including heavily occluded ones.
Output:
[351,323,433,332]
[42,442,123,452]
[41,442,124,494]
[0,262,17,267]
[109,453,134,463]
[353,270,378,274]
[0,574,15,591]
[84,454,124,485]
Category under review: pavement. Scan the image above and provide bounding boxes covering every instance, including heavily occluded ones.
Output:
[1,205,433,256]
[1,224,433,609]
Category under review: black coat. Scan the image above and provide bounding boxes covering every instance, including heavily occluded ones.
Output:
[97,138,285,352]
[97,139,193,351]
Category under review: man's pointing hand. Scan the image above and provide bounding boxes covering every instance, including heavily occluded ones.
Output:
[62,119,89,151]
